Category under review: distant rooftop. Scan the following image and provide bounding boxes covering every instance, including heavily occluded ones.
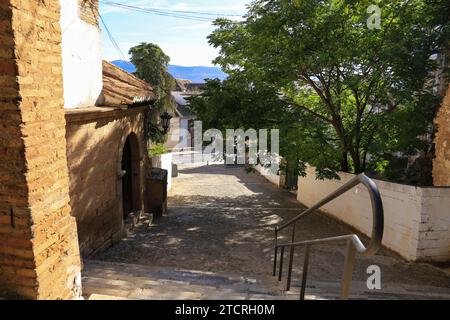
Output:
[171,91,194,118]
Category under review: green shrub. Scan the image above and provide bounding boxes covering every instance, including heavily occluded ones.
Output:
[149,143,168,157]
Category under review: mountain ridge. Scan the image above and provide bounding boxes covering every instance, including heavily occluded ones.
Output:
[110,60,227,83]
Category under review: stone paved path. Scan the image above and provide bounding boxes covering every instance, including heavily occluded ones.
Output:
[90,163,450,299]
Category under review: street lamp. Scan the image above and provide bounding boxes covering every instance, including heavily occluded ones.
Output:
[160,112,173,134]
[147,111,173,140]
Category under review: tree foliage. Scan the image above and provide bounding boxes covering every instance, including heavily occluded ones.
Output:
[202,0,448,181]
[129,42,175,111]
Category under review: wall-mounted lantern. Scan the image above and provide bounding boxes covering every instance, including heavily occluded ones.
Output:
[160,112,173,134]
[148,111,173,141]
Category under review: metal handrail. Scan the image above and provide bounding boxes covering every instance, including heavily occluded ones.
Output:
[273,173,384,300]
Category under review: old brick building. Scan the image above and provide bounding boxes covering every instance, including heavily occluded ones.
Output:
[433,84,450,186]
[66,61,155,257]
[0,0,155,299]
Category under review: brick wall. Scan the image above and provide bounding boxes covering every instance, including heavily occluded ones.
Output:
[433,84,450,186]
[0,0,82,299]
[65,107,146,257]
[0,0,35,299]
[78,0,99,27]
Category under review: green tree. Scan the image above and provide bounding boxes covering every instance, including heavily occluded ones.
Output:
[188,77,284,129]
[189,76,342,179]
[208,0,449,176]
[129,43,175,111]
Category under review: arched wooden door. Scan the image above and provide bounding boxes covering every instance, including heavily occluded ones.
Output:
[121,133,142,219]
[121,137,133,218]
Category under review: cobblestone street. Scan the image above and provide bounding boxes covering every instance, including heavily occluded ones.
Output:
[92,164,450,299]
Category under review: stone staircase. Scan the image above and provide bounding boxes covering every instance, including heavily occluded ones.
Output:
[82,260,315,300]
[82,260,450,300]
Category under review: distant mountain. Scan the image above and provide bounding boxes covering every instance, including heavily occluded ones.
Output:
[167,65,228,83]
[111,60,136,74]
[110,60,228,83]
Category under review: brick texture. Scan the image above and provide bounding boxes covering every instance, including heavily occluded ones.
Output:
[65,107,146,257]
[433,84,450,186]
[0,0,81,299]
[78,0,99,27]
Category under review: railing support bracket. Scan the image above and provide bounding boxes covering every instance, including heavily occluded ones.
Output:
[340,240,357,300]
[272,173,384,300]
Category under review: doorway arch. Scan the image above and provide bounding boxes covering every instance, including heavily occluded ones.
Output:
[120,132,142,219]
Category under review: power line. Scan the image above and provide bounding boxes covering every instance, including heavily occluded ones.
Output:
[100,14,127,60]
[150,7,242,17]
[101,2,215,22]
[103,2,215,22]
[101,1,243,17]
[88,1,127,59]
[100,1,243,22]
[89,0,243,60]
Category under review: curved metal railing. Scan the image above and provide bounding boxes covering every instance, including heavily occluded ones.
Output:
[273,173,384,300]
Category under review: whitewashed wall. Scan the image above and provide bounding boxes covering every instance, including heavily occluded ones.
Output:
[298,167,450,262]
[255,165,281,187]
[180,119,190,149]
[60,0,102,108]
[166,118,192,151]
[418,188,450,260]
[166,116,181,151]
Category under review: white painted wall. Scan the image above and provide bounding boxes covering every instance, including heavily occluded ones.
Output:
[60,0,102,109]
[180,119,190,149]
[166,118,192,151]
[166,116,181,151]
[255,165,281,187]
[418,188,450,260]
[297,167,450,262]
[151,153,173,191]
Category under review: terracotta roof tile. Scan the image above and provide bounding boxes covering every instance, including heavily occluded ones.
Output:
[99,60,157,107]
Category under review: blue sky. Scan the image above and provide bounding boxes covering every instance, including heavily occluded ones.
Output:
[99,0,250,66]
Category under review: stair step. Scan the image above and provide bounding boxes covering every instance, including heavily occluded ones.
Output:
[89,294,132,300]
[82,260,300,300]
[128,288,204,300]
[84,260,418,300]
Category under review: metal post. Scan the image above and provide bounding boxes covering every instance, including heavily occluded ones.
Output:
[278,246,285,282]
[300,244,310,300]
[234,137,238,166]
[273,246,278,277]
[286,224,296,291]
[273,229,278,276]
[340,240,357,300]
